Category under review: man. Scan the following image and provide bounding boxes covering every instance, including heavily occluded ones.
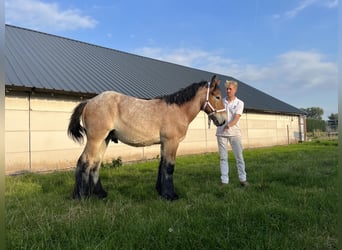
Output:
[216,80,248,186]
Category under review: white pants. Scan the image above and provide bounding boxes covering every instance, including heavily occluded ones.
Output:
[217,136,247,184]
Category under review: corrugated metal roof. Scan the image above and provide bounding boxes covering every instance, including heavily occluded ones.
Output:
[5,25,304,115]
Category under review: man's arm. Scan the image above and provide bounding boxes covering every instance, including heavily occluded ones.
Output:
[224,114,241,129]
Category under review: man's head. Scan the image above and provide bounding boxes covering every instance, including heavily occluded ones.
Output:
[225,80,238,98]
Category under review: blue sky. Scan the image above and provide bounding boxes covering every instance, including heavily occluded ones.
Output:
[5,0,338,119]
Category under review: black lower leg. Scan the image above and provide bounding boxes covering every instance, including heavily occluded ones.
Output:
[90,176,108,198]
[72,159,90,199]
[156,159,178,201]
[155,157,163,194]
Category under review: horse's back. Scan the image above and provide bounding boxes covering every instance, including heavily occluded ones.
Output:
[83,91,165,146]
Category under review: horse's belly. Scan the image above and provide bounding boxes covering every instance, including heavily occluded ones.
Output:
[115,130,160,147]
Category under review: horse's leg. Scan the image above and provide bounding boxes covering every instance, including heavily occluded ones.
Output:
[73,153,91,199]
[89,165,107,198]
[156,140,179,200]
[89,140,108,198]
[156,157,162,193]
[73,138,104,199]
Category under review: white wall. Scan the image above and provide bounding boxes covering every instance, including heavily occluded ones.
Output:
[5,92,303,174]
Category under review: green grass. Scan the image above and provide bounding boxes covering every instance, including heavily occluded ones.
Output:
[6,140,338,249]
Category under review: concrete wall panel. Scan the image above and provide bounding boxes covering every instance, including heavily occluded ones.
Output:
[5,93,303,174]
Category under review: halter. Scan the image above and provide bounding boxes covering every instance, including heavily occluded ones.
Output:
[202,81,226,128]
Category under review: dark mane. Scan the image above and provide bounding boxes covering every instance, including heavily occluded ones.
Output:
[155,80,208,105]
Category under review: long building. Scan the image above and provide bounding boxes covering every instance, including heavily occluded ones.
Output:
[5,25,306,174]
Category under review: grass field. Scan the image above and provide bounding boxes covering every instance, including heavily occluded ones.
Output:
[5,140,338,249]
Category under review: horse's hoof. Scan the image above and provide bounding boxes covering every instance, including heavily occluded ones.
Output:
[72,190,81,199]
[72,189,90,200]
[72,193,86,200]
[95,190,108,199]
[171,193,179,201]
[161,192,179,201]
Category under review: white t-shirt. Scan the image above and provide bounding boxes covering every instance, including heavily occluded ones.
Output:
[216,97,244,137]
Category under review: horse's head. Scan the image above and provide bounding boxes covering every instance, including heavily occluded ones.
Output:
[202,75,227,127]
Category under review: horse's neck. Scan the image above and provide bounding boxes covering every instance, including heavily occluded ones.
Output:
[179,88,206,123]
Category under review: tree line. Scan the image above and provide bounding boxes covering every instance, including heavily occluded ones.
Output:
[300,107,338,132]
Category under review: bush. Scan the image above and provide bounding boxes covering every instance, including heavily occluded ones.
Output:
[102,157,122,169]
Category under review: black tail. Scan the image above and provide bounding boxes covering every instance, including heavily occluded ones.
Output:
[68,101,88,143]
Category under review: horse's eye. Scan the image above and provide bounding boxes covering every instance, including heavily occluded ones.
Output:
[215,96,221,100]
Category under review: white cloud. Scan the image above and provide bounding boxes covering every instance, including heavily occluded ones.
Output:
[274,0,338,20]
[5,0,97,31]
[135,47,209,67]
[323,0,338,8]
[229,50,337,117]
[134,47,235,73]
[285,0,316,19]
[136,47,337,91]
[134,47,337,117]
[231,50,337,91]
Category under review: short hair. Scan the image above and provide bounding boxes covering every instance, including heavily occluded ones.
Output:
[225,80,238,89]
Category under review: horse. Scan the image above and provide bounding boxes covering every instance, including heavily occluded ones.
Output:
[68,75,227,200]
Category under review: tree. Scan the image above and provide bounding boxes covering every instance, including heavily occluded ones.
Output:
[328,113,338,121]
[306,119,326,132]
[300,107,324,120]
[327,113,338,130]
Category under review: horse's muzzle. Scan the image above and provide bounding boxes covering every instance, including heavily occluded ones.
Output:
[209,114,226,127]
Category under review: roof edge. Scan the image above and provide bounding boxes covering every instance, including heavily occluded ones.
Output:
[5,85,96,99]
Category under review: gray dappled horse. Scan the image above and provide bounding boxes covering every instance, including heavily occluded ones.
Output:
[68,75,227,200]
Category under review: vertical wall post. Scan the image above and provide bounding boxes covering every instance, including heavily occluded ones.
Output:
[204,112,208,152]
[28,92,32,170]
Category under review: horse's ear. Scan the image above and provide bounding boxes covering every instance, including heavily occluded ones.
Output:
[210,75,217,84]
[210,75,220,88]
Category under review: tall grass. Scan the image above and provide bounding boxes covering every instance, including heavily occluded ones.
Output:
[6,140,337,249]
